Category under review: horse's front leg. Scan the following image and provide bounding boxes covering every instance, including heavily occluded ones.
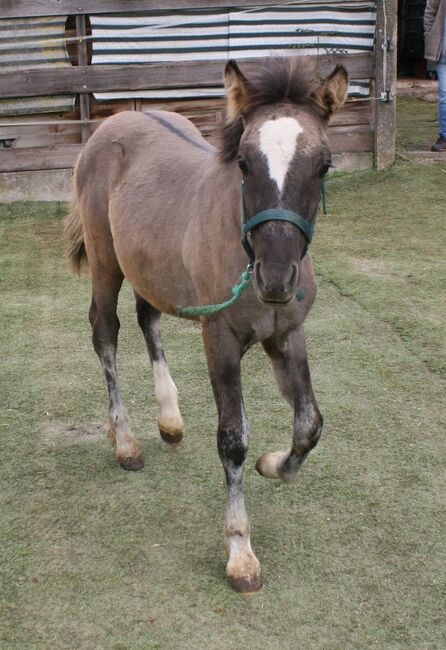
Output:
[202,319,261,594]
[257,326,323,481]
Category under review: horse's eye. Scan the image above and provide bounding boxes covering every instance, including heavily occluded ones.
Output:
[319,162,332,178]
[238,159,249,175]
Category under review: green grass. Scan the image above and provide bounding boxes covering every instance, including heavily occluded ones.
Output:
[1,161,445,649]
[396,96,438,151]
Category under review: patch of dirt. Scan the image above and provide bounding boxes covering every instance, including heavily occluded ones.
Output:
[348,257,396,276]
[41,422,106,441]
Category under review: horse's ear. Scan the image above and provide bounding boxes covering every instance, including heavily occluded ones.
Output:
[311,65,348,118]
[224,60,250,123]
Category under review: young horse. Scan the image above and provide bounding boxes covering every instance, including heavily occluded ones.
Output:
[65,57,348,594]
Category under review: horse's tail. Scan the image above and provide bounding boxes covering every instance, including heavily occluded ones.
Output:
[64,167,88,275]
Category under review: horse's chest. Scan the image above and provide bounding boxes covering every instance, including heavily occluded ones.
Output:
[230,299,308,349]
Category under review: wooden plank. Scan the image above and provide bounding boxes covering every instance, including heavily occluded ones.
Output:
[400,150,446,162]
[0,110,81,149]
[138,96,370,124]
[0,54,374,100]
[1,0,358,19]
[0,144,82,172]
[89,97,136,119]
[0,121,373,173]
[327,101,371,127]
[328,126,373,154]
[0,132,79,148]
[76,15,90,143]
[0,122,80,148]
[332,152,373,172]
[316,54,373,80]
[373,0,397,169]
[138,96,370,142]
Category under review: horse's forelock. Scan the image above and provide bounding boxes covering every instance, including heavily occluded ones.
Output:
[245,57,317,112]
[219,57,318,162]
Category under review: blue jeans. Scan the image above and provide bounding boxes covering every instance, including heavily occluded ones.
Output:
[437,62,446,138]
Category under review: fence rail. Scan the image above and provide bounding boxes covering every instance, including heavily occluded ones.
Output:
[0,54,374,99]
[3,0,361,19]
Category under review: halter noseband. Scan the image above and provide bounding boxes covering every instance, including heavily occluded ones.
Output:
[240,181,316,264]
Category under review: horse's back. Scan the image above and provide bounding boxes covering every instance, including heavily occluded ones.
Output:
[74,108,216,255]
[75,110,214,206]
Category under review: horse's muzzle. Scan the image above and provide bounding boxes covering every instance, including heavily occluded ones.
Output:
[254,262,298,304]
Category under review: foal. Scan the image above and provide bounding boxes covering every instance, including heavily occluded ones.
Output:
[65,57,348,593]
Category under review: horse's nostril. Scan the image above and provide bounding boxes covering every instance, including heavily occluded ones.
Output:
[288,264,298,288]
[254,261,263,287]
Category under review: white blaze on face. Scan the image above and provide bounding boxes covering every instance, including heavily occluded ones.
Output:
[259,117,303,192]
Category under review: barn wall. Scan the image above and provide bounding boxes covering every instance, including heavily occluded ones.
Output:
[0,0,396,191]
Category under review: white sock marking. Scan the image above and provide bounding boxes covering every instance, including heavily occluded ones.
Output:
[259,117,303,192]
[153,360,182,432]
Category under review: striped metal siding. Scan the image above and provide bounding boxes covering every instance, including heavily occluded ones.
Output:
[91,2,376,101]
[0,16,75,116]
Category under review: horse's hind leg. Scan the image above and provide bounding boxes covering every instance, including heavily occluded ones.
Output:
[89,273,144,471]
[134,293,183,443]
[256,326,323,481]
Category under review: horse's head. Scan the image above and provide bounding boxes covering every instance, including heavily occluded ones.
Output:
[221,57,348,304]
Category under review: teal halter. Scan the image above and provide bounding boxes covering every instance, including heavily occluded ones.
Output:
[240,181,317,263]
[176,181,326,316]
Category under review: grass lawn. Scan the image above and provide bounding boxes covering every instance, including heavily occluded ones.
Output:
[396,96,438,152]
[1,160,445,649]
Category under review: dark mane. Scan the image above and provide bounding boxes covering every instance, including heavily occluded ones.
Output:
[220,57,317,162]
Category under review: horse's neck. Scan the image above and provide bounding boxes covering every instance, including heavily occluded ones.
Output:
[204,157,242,237]
[187,157,246,271]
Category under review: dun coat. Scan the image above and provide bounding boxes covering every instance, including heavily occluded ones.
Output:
[65,56,348,593]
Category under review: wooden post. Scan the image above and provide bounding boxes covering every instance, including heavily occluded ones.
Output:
[374,0,398,170]
[75,14,90,143]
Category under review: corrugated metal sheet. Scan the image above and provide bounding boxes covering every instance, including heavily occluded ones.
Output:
[91,2,376,101]
[0,16,75,116]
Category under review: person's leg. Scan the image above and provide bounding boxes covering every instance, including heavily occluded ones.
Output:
[437,63,446,137]
[433,62,446,150]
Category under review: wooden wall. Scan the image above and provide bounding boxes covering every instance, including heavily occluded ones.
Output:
[0,0,397,173]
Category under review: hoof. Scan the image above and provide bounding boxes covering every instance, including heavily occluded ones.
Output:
[256,450,289,480]
[117,455,145,471]
[226,544,262,595]
[116,439,145,471]
[159,428,183,445]
[228,573,263,595]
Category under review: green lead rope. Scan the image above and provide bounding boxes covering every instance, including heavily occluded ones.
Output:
[176,263,306,318]
[176,268,253,317]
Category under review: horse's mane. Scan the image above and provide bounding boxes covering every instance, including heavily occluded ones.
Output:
[220,57,317,163]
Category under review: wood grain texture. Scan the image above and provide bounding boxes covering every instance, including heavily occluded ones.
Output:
[0,55,374,100]
[0,144,83,172]
[2,0,360,18]
[75,15,90,143]
[0,121,372,172]
[373,0,397,169]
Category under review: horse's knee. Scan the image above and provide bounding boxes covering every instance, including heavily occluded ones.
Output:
[217,426,248,467]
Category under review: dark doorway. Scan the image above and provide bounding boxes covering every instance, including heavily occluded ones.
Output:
[398,0,435,78]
